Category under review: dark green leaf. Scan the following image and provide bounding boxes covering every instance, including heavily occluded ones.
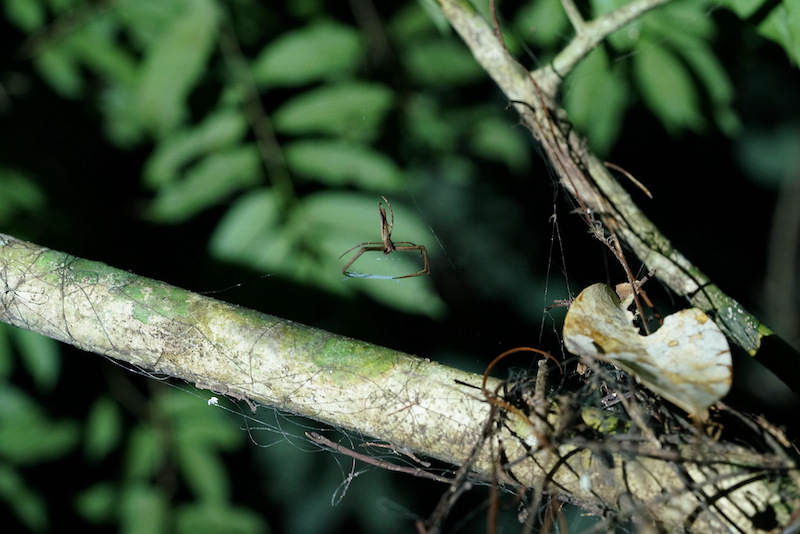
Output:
[633,43,704,134]
[252,22,363,87]
[284,139,403,189]
[670,38,741,135]
[0,465,47,532]
[84,397,123,462]
[175,502,265,534]
[148,146,262,223]
[0,387,79,464]
[514,0,569,48]
[565,47,628,155]
[124,426,163,480]
[402,39,484,86]
[211,191,445,316]
[289,192,446,317]
[74,482,116,523]
[119,484,168,533]
[272,81,394,140]
[735,124,800,188]
[34,45,83,97]
[0,324,11,380]
[4,0,44,32]
[160,390,240,449]
[209,188,289,268]
[177,444,228,502]
[135,0,220,136]
[758,1,800,66]
[468,118,531,171]
[0,168,46,226]
[13,329,60,392]
[144,106,249,188]
[720,0,770,19]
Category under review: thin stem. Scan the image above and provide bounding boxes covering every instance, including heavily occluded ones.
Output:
[560,0,586,34]
[545,0,671,89]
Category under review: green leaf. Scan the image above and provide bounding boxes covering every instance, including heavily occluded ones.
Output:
[403,94,458,154]
[401,39,484,86]
[670,38,741,135]
[719,0,771,19]
[75,482,116,523]
[209,188,290,269]
[175,502,265,534]
[0,324,12,380]
[61,16,138,87]
[34,44,83,97]
[12,329,60,392]
[514,0,569,48]
[272,81,394,140]
[735,124,800,188]
[284,139,403,190]
[148,146,262,223]
[135,0,220,136]
[116,0,189,47]
[144,106,249,188]
[119,484,168,534]
[101,83,146,146]
[565,47,629,156]
[0,464,47,532]
[633,42,704,134]
[124,426,163,480]
[758,1,800,66]
[468,116,527,166]
[252,21,363,87]
[177,445,228,502]
[0,167,46,226]
[389,0,440,40]
[468,117,531,171]
[84,397,123,462]
[0,387,79,464]
[640,0,714,41]
[4,0,45,32]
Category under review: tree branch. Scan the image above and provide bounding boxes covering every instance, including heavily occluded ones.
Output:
[0,233,797,532]
[0,233,492,470]
[551,0,670,84]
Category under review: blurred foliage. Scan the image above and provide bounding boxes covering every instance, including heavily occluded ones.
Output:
[1,0,799,531]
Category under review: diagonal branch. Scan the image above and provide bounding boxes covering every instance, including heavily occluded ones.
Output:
[435,0,800,393]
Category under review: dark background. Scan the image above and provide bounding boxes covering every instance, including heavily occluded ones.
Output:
[0,1,798,532]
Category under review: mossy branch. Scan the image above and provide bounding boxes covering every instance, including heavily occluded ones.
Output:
[0,233,491,470]
[0,233,797,532]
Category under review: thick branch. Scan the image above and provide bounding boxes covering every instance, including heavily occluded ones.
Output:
[0,233,796,532]
[0,233,491,470]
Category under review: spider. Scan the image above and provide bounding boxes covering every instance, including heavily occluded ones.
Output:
[339,196,430,279]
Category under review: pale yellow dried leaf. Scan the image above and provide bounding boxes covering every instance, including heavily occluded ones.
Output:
[563,283,732,416]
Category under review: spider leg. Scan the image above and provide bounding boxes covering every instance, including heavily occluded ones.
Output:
[339,241,382,260]
[341,245,386,276]
[391,244,430,279]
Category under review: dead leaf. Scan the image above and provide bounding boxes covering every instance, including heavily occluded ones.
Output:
[563,283,732,417]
